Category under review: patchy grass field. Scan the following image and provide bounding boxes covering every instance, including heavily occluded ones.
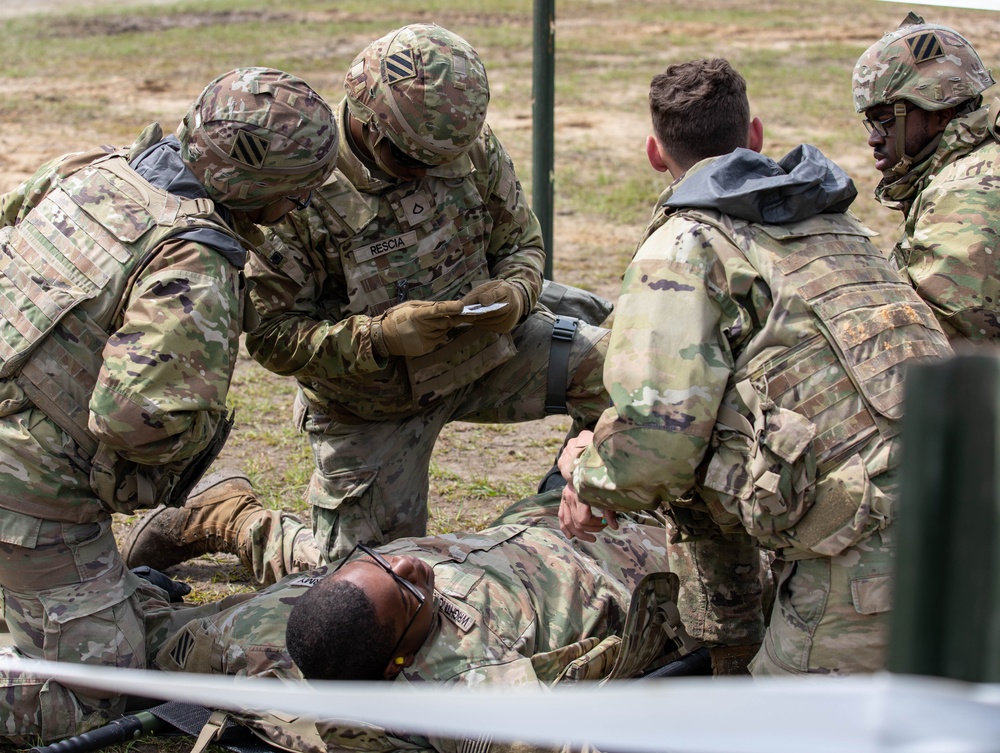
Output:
[2,0,1000,749]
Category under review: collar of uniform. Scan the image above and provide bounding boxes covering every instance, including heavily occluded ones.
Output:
[655,154,721,208]
[876,104,991,211]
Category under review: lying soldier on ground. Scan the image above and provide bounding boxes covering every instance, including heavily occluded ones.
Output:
[142,488,695,753]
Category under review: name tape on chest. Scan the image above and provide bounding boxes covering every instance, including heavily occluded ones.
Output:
[353,231,419,263]
[288,575,325,588]
[437,594,476,633]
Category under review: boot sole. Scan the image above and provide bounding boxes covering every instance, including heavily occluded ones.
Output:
[121,469,251,569]
[121,505,171,569]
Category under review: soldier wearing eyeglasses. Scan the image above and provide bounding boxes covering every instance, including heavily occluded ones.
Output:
[853,13,1000,344]
[150,492,694,753]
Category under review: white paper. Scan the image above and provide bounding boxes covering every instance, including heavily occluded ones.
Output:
[461,302,508,315]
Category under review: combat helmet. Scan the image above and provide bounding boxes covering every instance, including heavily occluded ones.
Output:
[178,67,338,210]
[344,23,490,169]
[853,14,994,176]
[853,13,994,114]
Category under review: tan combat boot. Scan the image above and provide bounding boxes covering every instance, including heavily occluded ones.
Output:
[122,469,262,572]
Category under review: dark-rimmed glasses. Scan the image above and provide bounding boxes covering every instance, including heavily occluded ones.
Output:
[336,543,426,659]
[862,105,914,138]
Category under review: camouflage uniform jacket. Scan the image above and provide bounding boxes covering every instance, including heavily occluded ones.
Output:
[874,102,1000,343]
[245,99,545,421]
[573,145,952,557]
[0,125,251,521]
[156,516,680,753]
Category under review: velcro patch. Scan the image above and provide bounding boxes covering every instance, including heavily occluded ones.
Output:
[384,49,417,84]
[906,32,945,64]
[230,130,271,168]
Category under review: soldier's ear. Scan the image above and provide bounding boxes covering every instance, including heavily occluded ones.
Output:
[383,654,411,680]
[929,107,955,136]
[747,117,764,154]
[646,135,669,173]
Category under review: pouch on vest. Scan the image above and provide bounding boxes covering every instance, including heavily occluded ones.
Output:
[700,379,880,556]
[537,279,614,326]
[89,410,234,514]
[699,379,819,550]
[405,328,516,405]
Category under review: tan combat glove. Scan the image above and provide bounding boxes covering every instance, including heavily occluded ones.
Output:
[371,300,464,358]
[457,279,528,333]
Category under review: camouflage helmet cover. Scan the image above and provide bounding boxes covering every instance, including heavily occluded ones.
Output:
[344,23,490,166]
[178,67,338,210]
[853,15,995,113]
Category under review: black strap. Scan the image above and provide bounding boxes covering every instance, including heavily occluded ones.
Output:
[545,316,578,415]
[148,701,280,753]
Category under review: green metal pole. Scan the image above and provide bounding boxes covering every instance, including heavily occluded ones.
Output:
[532,0,555,280]
[891,355,1000,682]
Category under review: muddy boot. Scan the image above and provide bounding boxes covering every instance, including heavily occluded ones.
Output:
[122,469,262,572]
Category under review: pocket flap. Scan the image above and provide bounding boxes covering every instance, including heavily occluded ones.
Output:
[851,574,892,615]
[38,573,139,624]
[763,408,816,464]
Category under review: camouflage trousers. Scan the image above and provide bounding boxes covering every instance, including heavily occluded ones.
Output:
[668,522,892,675]
[751,526,894,675]
[0,511,222,744]
[305,310,610,563]
[223,314,608,583]
[239,509,316,586]
[665,528,768,648]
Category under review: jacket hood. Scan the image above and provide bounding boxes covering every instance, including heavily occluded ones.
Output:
[130,132,247,267]
[663,144,857,224]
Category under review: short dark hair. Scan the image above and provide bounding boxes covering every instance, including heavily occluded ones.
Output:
[648,58,751,170]
[286,578,396,681]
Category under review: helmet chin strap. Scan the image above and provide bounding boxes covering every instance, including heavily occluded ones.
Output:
[889,101,913,176]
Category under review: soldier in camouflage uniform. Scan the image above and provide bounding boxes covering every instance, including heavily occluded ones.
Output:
[0,68,337,744]
[123,23,610,577]
[151,491,692,753]
[557,59,953,676]
[853,13,1000,344]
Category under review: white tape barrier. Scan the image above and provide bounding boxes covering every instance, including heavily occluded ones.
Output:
[880,0,1000,12]
[2,656,1000,753]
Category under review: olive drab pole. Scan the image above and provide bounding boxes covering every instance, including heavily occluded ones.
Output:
[891,354,1000,682]
[533,0,555,281]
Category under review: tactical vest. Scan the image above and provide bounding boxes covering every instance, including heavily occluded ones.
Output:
[316,142,517,405]
[0,149,242,514]
[657,208,952,557]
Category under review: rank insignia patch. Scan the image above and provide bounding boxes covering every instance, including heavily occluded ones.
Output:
[230,130,271,168]
[169,628,195,668]
[906,32,945,64]
[385,49,417,84]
